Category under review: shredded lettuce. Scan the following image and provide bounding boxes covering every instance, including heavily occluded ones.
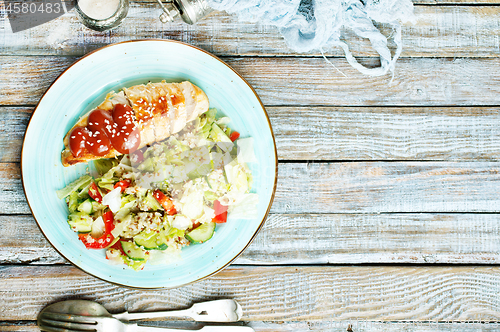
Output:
[57,175,92,199]
[94,159,119,176]
[237,137,257,164]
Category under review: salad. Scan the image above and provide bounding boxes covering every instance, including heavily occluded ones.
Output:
[57,109,258,270]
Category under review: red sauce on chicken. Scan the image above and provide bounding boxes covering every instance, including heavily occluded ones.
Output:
[68,104,141,157]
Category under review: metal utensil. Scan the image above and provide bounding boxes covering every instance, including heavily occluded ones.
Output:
[156,0,213,24]
[38,312,254,332]
[38,299,243,323]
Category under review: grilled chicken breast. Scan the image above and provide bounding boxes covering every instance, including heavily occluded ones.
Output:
[61,81,209,167]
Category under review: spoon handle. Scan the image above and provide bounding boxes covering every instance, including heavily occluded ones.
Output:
[129,325,254,332]
[114,309,193,321]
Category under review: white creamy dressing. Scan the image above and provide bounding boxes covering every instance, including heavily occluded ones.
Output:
[78,0,120,20]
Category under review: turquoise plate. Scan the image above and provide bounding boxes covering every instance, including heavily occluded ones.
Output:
[22,40,277,289]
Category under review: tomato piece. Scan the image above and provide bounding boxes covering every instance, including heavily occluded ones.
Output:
[212,200,228,223]
[79,233,114,249]
[153,189,177,215]
[88,182,103,203]
[114,179,131,193]
[79,211,115,249]
[102,211,115,233]
[229,131,240,142]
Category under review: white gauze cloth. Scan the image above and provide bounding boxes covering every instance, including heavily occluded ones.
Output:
[206,0,415,76]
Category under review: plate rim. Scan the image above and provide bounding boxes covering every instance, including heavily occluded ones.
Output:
[21,39,278,289]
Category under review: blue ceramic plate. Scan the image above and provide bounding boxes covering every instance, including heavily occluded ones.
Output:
[22,40,277,289]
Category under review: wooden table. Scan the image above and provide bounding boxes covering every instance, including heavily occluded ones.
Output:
[2,1,500,331]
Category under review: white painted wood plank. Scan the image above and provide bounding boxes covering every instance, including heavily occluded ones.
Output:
[0,107,31,163]
[272,162,500,214]
[5,162,500,214]
[7,106,500,163]
[2,56,500,107]
[1,4,499,58]
[3,321,500,332]
[2,265,500,322]
[2,213,500,265]
[269,106,500,161]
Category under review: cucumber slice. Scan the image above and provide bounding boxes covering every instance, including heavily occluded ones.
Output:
[77,199,93,214]
[68,213,93,233]
[134,230,159,250]
[67,192,79,213]
[143,191,163,211]
[91,201,106,212]
[185,222,216,244]
[156,227,171,249]
[121,241,149,261]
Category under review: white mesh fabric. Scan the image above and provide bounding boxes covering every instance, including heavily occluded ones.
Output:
[206,0,415,76]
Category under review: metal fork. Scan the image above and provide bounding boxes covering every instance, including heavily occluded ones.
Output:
[38,312,255,332]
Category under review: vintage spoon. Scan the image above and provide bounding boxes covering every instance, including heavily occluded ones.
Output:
[38,299,243,322]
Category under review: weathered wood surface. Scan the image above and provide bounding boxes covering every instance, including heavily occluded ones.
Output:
[6,106,500,163]
[2,1,500,330]
[2,56,500,107]
[3,321,500,332]
[5,161,500,214]
[3,213,500,265]
[2,265,500,322]
[1,4,500,58]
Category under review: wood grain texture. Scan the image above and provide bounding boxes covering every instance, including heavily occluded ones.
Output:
[5,161,500,214]
[272,162,500,214]
[1,4,500,58]
[1,56,500,107]
[0,107,31,163]
[7,106,500,163]
[270,106,500,161]
[2,265,500,322]
[0,163,26,214]
[3,213,500,265]
[3,321,500,332]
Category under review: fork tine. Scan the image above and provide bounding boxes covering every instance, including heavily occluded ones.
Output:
[38,322,69,332]
[39,320,90,332]
[41,312,98,324]
[40,317,97,331]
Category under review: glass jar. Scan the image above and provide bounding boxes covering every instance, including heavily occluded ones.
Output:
[75,0,130,31]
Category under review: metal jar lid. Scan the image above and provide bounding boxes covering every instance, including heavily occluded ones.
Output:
[156,0,213,25]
